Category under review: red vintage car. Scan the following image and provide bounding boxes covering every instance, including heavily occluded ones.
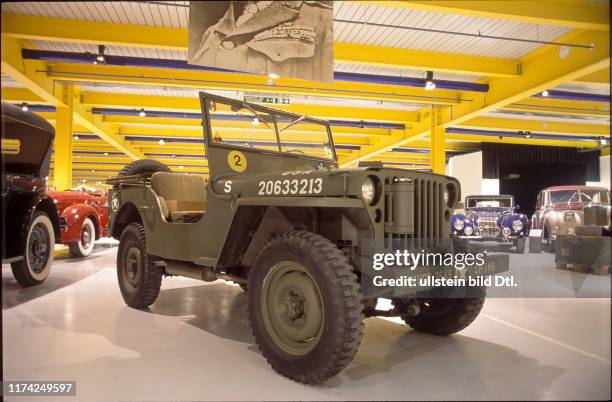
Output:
[48,187,109,257]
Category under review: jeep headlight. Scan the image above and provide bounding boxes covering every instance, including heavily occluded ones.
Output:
[361,176,376,205]
[453,219,465,230]
[512,220,523,232]
[463,226,473,236]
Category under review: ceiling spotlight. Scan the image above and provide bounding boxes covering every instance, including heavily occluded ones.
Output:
[600,137,608,145]
[139,108,146,117]
[424,71,436,91]
[172,154,176,158]
[251,117,260,126]
[525,131,532,138]
[541,90,549,97]
[158,139,165,145]
[21,102,29,112]
[73,135,80,140]
[95,45,106,64]
[268,73,280,80]
[104,152,109,156]
[178,165,184,169]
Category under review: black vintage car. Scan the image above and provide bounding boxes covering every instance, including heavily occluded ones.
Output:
[2,103,61,286]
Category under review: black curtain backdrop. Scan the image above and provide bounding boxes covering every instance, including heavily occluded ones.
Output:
[482,143,600,217]
[482,143,600,181]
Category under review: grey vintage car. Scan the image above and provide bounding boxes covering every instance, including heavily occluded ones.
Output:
[531,185,611,251]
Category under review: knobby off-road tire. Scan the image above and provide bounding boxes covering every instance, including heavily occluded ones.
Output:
[117,223,163,309]
[11,211,55,287]
[248,230,364,384]
[117,159,171,177]
[68,217,96,257]
[393,289,485,336]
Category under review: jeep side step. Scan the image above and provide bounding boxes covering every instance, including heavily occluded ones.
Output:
[153,260,247,284]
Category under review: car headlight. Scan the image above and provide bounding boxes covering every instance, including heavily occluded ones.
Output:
[453,219,465,230]
[512,220,523,232]
[502,227,512,237]
[463,226,473,236]
[361,176,376,205]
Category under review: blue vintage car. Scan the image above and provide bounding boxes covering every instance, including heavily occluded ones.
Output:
[451,195,529,253]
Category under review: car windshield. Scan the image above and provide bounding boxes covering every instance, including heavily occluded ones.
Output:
[467,198,512,208]
[551,189,611,204]
[203,94,336,161]
[580,189,610,204]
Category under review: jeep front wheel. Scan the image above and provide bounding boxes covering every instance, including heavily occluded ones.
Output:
[392,293,485,336]
[248,231,364,384]
[117,223,162,309]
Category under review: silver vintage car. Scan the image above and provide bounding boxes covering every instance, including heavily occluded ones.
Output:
[531,185,611,251]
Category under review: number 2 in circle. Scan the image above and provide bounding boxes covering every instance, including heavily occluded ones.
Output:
[227,150,247,172]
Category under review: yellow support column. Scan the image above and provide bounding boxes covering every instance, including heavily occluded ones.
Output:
[430,107,446,174]
[53,85,74,190]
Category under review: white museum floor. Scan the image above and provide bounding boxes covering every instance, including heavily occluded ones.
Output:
[2,247,611,401]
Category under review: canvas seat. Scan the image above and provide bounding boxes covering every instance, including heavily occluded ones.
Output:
[151,172,207,223]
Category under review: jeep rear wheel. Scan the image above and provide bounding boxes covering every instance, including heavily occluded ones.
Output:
[11,211,55,287]
[68,217,96,257]
[393,291,485,336]
[117,223,162,309]
[248,231,363,384]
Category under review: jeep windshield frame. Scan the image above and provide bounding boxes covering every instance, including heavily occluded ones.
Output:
[199,92,337,163]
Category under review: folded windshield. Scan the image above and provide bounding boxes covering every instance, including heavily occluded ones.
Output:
[202,94,336,161]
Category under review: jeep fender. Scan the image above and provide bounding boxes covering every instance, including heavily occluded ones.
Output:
[215,197,372,275]
[110,202,143,240]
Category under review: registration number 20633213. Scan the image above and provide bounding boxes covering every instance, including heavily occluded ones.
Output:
[257,178,323,196]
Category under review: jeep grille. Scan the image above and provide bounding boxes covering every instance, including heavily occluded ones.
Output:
[383,176,447,246]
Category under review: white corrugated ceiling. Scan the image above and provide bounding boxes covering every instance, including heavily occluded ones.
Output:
[2,1,574,60]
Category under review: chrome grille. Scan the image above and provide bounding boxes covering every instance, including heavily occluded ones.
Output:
[477,216,499,237]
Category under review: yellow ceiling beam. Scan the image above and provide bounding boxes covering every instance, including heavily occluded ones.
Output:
[367,1,610,31]
[2,13,520,78]
[107,115,403,138]
[334,42,518,78]
[502,97,610,118]
[461,116,610,136]
[341,29,610,166]
[41,61,467,106]
[573,68,610,85]
[0,87,45,103]
[80,92,420,123]
[1,35,66,106]
[446,134,599,148]
[1,36,143,159]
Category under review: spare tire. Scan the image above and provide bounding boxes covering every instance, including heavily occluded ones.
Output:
[117,159,171,178]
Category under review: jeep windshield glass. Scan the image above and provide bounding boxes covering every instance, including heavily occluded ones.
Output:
[203,94,336,161]
[467,198,512,208]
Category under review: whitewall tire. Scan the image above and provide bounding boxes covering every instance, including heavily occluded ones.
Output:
[69,217,96,258]
[10,211,55,287]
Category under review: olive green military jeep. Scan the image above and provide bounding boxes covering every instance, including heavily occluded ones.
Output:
[107,92,487,384]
